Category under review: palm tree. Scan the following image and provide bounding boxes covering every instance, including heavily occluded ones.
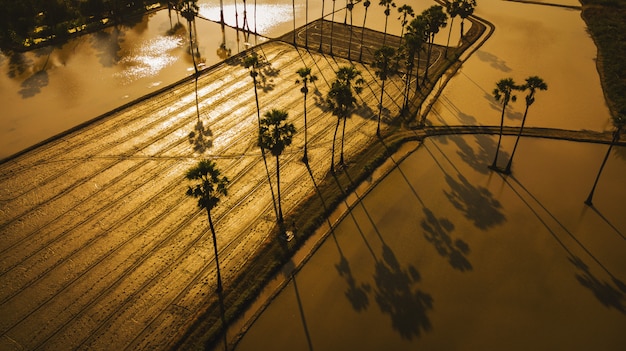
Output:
[397,4,415,51]
[444,0,461,57]
[347,0,355,59]
[585,112,625,206]
[296,66,318,163]
[490,78,520,171]
[326,66,364,172]
[305,0,309,48]
[503,76,548,174]
[359,0,371,61]
[372,45,399,137]
[219,0,225,24]
[423,5,447,81]
[180,0,199,74]
[458,0,477,43]
[258,109,297,230]
[401,20,425,113]
[185,159,229,292]
[243,52,280,223]
[379,0,397,46]
[408,15,428,91]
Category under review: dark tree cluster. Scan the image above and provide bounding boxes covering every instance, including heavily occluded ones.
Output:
[0,0,162,51]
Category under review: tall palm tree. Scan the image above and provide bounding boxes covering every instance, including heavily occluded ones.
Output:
[504,76,548,174]
[379,0,397,46]
[347,0,355,59]
[185,159,229,292]
[458,0,476,43]
[305,0,309,48]
[490,78,520,171]
[585,113,625,206]
[408,15,428,91]
[296,66,319,163]
[258,109,297,229]
[359,0,371,61]
[180,0,199,74]
[401,20,425,113]
[219,0,225,24]
[444,0,461,57]
[243,52,280,222]
[397,4,414,51]
[372,45,399,137]
[326,66,364,172]
[423,5,447,81]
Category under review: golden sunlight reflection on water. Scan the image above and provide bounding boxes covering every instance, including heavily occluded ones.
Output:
[199,4,296,34]
[114,36,183,83]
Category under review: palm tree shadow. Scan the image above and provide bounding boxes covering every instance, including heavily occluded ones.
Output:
[475,50,512,72]
[444,173,506,230]
[421,208,472,272]
[188,119,213,153]
[569,255,626,314]
[335,255,371,312]
[373,244,433,339]
[6,52,33,79]
[438,134,492,175]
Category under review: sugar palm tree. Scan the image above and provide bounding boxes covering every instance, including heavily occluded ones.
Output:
[296,66,319,163]
[379,0,397,46]
[423,5,447,81]
[397,4,414,51]
[326,66,364,172]
[503,76,548,174]
[585,112,625,206]
[444,0,461,56]
[243,52,280,222]
[458,0,476,42]
[258,109,296,229]
[372,45,399,137]
[401,20,425,113]
[490,78,520,171]
[347,0,355,59]
[359,0,372,61]
[408,15,428,91]
[185,159,229,292]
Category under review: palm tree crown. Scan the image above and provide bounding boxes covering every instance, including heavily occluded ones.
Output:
[185,159,229,212]
[258,109,297,157]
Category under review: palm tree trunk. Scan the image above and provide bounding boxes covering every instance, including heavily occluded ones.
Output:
[188,19,197,74]
[445,17,454,57]
[207,210,223,292]
[347,9,353,59]
[424,35,433,81]
[303,91,309,162]
[340,116,347,165]
[490,103,506,170]
[331,117,340,172]
[585,129,620,206]
[359,8,369,61]
[377,79,386,137]
[252,74,280,222]
[504,103,530,174]
[382,13,389,46]
[276,155,283,224]
[403,60,413,113]
[194,76,200,121]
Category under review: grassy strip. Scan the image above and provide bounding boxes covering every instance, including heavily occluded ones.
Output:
[172,19,488,351]
[580,0,626,121]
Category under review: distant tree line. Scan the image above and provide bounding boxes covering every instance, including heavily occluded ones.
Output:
[0,0,163,51]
